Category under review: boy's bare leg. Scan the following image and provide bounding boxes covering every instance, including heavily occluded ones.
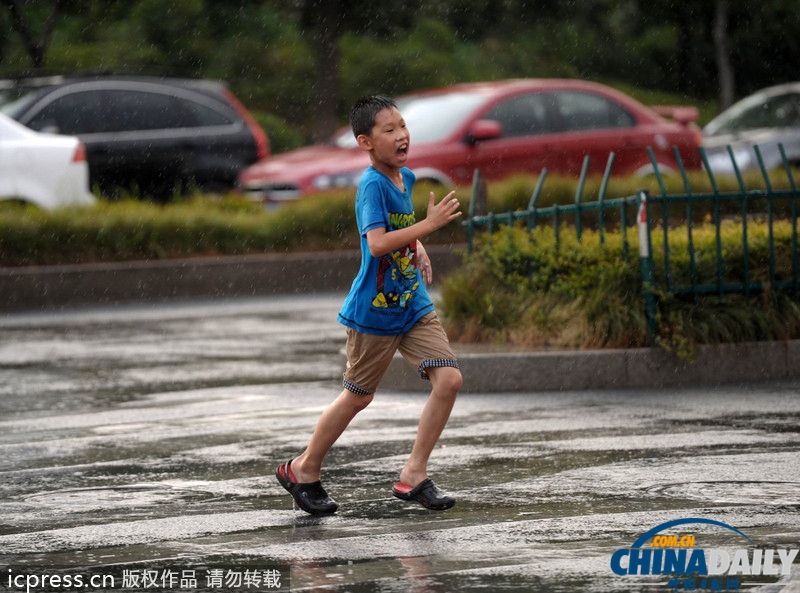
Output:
[399,366,462,487]
[290,389,373,483]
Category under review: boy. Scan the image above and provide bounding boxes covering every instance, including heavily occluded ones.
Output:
[275,95,463,514]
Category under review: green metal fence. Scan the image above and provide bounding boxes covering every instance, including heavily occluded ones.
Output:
[463,144,800,342]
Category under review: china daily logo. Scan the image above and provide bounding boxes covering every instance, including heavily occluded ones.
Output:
[610,518,798,591]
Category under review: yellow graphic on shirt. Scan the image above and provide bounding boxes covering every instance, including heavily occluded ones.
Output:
[372,243,420,309]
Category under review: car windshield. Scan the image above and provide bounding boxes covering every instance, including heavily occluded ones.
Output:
[334,91,488,148]
[704,90,800,135]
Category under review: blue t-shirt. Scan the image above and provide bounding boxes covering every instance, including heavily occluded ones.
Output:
[337,166,434,335]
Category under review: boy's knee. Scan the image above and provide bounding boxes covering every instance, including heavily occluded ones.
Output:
[430,366,462,398]
[342,389,374,412]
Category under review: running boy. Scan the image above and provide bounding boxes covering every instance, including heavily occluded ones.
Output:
[275,95,463,513]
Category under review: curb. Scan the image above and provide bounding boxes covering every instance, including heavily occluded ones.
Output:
[0,251,360,311]
[384,339,800,393]
[3,248,800,392]
[0,247,462,312]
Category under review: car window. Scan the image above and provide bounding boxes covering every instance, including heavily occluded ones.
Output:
[554,91,635,132]
[103,90,192,132]
[25,91,106,134]
[177,97,234,127]
[485,93,552,137]
[766,94,800,127]
[706,92,800,134]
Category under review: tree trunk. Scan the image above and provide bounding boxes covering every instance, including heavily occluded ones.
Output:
[713,0,735,109]
[675,8,692,94]
[311,0,342,142]
[1,0,63,70]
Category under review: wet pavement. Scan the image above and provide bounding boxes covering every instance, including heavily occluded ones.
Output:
[1,294,799,592]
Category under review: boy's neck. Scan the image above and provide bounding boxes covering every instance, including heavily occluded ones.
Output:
[372,161,404,191]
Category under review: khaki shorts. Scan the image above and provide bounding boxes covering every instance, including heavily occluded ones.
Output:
[343,312,459,395]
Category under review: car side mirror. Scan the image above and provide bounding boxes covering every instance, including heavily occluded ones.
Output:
[467,119,502,144]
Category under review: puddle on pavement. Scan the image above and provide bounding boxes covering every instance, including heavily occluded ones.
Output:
[23,484,200,512]
[646,480,800,505]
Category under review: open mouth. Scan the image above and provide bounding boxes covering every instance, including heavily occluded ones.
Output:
[397,143,409,159]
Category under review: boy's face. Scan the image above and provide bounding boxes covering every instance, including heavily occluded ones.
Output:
[357,107,410,171]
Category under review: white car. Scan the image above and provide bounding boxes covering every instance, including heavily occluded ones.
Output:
[0,112,95,209]
[702,82,800,176]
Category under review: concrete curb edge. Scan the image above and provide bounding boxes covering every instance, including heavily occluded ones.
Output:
[4,248,799,392]
[384,339,800,392]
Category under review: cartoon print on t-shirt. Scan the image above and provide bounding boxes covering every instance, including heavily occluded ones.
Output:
[372,242,420,308]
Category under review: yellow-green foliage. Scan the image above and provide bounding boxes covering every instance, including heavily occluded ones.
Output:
[440,225,646,350]
[477,167,799,214]
[0,182,469,266]
[440,217,800,355]
[654,218,798,285]
[0,193,360,266]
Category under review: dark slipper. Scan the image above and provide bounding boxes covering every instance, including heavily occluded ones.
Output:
[275,460,338,514]
[392,478,456,511]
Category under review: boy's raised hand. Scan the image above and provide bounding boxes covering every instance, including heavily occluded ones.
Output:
[426,191,461,232]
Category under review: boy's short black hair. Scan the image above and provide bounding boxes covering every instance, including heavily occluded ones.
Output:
[350,95,397,138]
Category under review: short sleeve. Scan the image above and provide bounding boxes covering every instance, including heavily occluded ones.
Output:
[357,177,388,235]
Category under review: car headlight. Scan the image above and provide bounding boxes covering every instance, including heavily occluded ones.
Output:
[312,170,363,191]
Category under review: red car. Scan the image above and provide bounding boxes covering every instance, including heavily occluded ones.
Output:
[238,79,702,204]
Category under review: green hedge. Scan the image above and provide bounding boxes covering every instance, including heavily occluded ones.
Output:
[439,220,800,357]
[0,194,352,266]
[0,183,466,267]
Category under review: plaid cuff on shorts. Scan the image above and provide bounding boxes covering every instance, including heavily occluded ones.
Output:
[343,378,373,396]
[418,358,460,381]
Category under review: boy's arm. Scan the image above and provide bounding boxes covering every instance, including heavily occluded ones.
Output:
[366,190,461,258]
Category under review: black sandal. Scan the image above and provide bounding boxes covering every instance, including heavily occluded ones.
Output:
[275,460,338,514]
[392,478,456,511]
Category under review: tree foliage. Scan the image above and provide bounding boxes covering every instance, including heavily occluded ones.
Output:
[1,0,796,145]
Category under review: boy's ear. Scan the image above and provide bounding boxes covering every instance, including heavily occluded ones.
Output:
[356,134,372,151]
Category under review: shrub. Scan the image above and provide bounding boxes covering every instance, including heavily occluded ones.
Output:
[0,193,360,266]
[440,225,646,350]
[0,181,470,267]
[440,218,800,356]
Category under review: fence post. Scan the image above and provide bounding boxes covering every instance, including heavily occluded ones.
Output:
[575,156,590,242]
[638,190,657,343]
[647,148,673,292]
[598,153,615,245]
[526,169,547,231]
[755,145,778,290]
[466,169,482,255]
[778,144,799,298]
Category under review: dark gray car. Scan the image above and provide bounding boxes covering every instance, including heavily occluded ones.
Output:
[702,81,800,176]
[0,76,269,200]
